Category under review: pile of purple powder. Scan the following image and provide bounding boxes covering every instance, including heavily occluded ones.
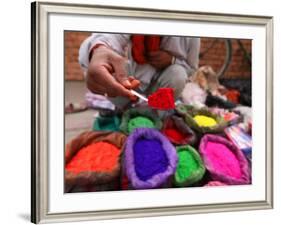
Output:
[133,138,168,181]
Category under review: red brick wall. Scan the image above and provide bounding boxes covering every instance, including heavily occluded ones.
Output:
[65,31,91,80]
[199,38,251,79]
[65,32,251,80]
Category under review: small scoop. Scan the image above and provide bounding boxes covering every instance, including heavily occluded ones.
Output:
[130,88,175,110]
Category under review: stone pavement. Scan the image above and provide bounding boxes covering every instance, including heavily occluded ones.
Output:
[65,81,99,143]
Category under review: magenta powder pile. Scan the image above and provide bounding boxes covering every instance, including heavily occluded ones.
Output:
[204,141,242,179]
[133,139,168,181]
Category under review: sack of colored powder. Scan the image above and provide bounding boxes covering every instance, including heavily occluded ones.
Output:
[176,104,227,134]
[125,128,178,189]
[199,134,250,185]
[224,124,252,160]
[93,115,120,132]
[174,145,205,187]
[119,107,162,134]
[209,107,242,126]
[175,104,194,117]
[65,131,127,192]
[204,181,227,187]
[162,115,197,145]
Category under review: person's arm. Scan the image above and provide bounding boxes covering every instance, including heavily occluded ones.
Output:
[78,33,139,99]
[79,33,130,70]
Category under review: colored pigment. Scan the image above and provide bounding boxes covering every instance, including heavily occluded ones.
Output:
[121,174,129,190]
[205,181,226,186]
[223,112,238,122]
[163,128,186,142]
[148,88,175,110]
[193,115,217,127]
[93,116,120,131]
[175,150,198,183]
[225,89,240,104]
[204,141,242,179]
[133,138,168,181]
[128,116,155,133]
[66,142,120,174]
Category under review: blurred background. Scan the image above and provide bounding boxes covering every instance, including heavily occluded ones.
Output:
[64,31,251,81]
[64,32,251,143]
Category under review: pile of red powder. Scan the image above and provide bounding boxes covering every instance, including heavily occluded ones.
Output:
[163,128,186,143]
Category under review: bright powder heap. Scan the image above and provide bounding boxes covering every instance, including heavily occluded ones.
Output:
[133,139,168,181]
[204,141,242,178]
[205,181,226,186]
[128,116,155,133]
[175,150,198,183]
[66,142,120,174]
[148,88,175,110]
[163,128,186,142]
[94,116,119,131]
[193,115,217,127]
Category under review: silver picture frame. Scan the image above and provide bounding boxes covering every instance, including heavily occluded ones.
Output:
[31,1,273,223]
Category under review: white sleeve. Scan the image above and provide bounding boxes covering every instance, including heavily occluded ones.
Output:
[78,33,130,70]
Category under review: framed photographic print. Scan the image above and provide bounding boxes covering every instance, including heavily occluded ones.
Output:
[31,1,273,224]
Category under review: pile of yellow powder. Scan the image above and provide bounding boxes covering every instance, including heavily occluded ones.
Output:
[193,115,217,127]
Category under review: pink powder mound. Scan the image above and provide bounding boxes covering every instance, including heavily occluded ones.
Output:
[205,141,242,179]
[205,181,226,187]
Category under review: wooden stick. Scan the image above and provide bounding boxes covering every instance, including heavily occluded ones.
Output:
[130,89,148,102]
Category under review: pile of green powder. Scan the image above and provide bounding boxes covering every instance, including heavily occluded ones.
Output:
[128,116,155,133]
[175,150,198,183]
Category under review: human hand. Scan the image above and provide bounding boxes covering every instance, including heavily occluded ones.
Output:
[147,50,173,70]
[86,46,140,100]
